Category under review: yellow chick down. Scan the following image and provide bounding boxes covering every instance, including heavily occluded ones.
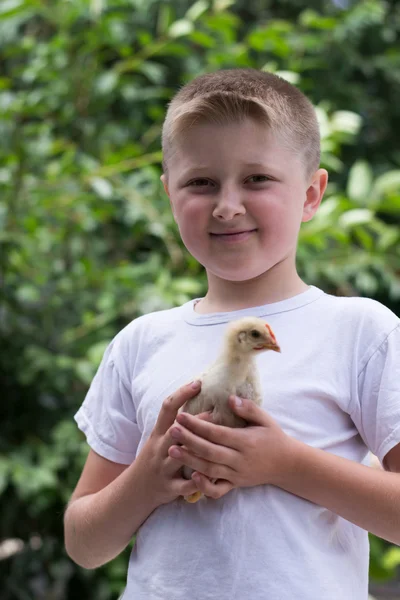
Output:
[180,317,280,503]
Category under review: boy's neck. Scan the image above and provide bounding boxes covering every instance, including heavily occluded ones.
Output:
[194,269,309,314]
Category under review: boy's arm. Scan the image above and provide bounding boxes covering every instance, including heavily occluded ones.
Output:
[276,439,400,545]
[171,397,400,545]
[64,381,202,569]
[64,450,157,569]
[385,443,400,472]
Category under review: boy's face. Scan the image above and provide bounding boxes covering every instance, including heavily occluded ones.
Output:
[162,118,327,284]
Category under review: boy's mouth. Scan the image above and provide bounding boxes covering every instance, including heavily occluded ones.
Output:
[209,229,257,243]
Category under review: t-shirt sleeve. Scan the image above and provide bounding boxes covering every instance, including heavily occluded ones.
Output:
[74,340,141,465]
[352,323,400,464]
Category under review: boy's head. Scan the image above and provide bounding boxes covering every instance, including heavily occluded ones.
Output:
[162,68,320,180]
[160,68,328,293]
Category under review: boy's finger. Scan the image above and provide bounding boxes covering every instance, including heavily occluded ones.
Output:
[154,381,201,436]
[229,396,271,426]
[196,411,214,422]
[176,412,242,450]
[171,477,199,499]
[163,455,186,477]
[191,473,233,500]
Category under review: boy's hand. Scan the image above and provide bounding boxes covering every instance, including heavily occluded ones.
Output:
[137,380,209,506]
[167,396,296,499]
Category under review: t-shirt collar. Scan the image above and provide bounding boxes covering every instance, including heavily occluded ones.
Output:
[182,285,325,326]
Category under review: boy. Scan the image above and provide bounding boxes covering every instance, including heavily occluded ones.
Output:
[64,68,400,599]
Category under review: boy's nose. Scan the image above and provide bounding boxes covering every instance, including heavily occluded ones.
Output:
[212,190,246,221]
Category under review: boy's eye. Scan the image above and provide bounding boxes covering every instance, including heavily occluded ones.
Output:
[187,178,213,187]
[246,175,270,183]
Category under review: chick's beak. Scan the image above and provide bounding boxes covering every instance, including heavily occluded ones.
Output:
[267,342,281,353]
[254,341,281,352]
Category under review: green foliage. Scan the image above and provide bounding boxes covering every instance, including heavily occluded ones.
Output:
[0,0,399,598]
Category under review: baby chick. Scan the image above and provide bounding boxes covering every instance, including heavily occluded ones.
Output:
[180,317,280,502]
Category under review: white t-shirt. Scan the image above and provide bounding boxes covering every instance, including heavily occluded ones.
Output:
[75,286,400,600]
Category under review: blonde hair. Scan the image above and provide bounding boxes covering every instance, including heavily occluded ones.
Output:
[162,68,320,178]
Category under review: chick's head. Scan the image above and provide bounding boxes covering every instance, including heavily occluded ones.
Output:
[226,317,281,355]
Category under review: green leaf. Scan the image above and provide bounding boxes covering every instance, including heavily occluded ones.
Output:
[95,71,119,95]
[172,278,204,295]
[331,111,362,135]
[16,285,40,304]
[185,0,209,22]
[347,160,373,202]
[139,61,166,84]
[0,77,12,90]
[275,70,300,85]
[353,226,374,250]
[299,10,337,30]
[382,546,400,570]
[0,459,10,495]
[213,0,235,11]
[190,30,216,48]
[377,228,399,251]
[247,29,270,51]
[315,197,341,220]
[355,272,378,295]
[339,209,373,228]
[75,359,96,385]
[168,19,194,39]
[373,170,400,197]
[157,4,174,35]
[87,341,109,366]
[0,0,30,18]
[90,177,114,199]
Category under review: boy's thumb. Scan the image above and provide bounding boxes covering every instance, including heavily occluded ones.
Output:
[229,395,268,425]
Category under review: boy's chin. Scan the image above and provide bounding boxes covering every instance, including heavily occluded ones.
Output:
[207,265,270,283]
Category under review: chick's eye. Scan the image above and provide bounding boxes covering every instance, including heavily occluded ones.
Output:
[250,330,261,338]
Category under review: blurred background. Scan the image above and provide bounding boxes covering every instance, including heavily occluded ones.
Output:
[1,0,400,598]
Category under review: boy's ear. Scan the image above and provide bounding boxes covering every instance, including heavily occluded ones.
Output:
[302,168,328,222]
[160,173,170,198]
[160,173,177,220]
